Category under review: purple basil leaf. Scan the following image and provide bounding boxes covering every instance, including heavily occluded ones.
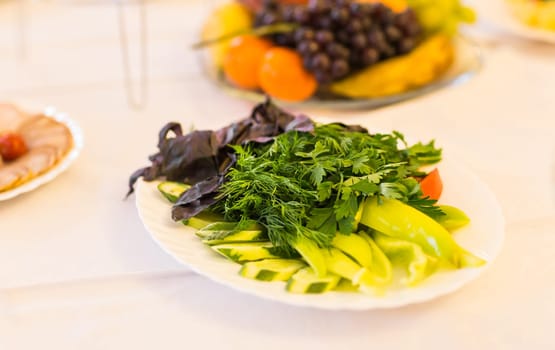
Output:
[127,98,317,221]
[171,176,223,220]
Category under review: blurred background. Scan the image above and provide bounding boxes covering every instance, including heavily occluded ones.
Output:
[1,2,554,349]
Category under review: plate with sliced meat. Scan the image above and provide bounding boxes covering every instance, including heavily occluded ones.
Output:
[0,103,83,201]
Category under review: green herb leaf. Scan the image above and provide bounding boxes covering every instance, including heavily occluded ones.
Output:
[311,164,326,185]
[349,179,379,195]
[213,122,443,254]
[407,141,442,165]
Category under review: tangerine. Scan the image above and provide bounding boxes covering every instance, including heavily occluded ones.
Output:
[360,0,408,13]
[223,35,273,90]
[258,47,318,102]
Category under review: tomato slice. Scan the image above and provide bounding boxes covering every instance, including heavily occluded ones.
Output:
[419,168,443,200]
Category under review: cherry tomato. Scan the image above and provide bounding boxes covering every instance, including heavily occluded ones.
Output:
[0,132,28,161]
[419,168,443,200]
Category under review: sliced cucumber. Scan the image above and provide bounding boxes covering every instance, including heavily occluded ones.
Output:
[196,222,237,237]
[211,242,279,263]
[183,211,225,230]
[333,278,359,292]
[197,221,266,245]
[157,181,190,203]
[240,259,306,281]
[203,229,265,245]
[286,267,341,294]
[332,233,373,268]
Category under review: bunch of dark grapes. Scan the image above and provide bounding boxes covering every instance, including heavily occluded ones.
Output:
[254,0,422,84]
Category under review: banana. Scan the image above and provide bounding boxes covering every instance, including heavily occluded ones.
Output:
[329,34,454,99]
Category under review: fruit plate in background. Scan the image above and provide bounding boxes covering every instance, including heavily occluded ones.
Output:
[0,106,83,201]
[136,156,504,310]
[199,34,482,109]
[477,0,555,44]
[199,0,481,108]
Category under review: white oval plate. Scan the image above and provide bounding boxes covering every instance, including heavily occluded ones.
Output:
[478,0,555,44]
[0,107,84,201]
[135,158,504,310]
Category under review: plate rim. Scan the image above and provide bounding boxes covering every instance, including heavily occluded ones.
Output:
[135,156,505,310]
[0,106,84,201]
[480,0,555,45]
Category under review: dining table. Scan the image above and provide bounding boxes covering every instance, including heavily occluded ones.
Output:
[0,0,554,349]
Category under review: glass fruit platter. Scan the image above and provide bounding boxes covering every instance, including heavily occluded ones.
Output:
[197,0,482,109]
[199,35,482,109]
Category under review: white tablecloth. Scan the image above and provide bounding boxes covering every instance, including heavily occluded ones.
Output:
[0,1,554,349]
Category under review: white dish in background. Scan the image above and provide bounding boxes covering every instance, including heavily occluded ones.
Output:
[478,0,555,44]
[135,155,505,310]
[0,107,84,201]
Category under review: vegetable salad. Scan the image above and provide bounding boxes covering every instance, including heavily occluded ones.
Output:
[130,100,484,295]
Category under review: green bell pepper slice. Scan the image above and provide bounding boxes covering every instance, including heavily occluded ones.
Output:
[359,231,393,286]
[352,232,393,295]
[359,197,485,268]
[373,231,438,286]
[332,232,373,268]
[437,205,471,231]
